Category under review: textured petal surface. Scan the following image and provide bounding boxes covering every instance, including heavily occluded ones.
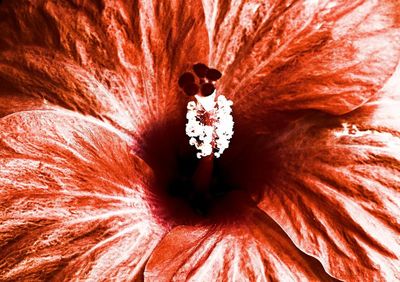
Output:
[203,0,400,115]
[145,202,336,281]
[0,0,208,134]
[0,110,167,281]
[257,64,400,280]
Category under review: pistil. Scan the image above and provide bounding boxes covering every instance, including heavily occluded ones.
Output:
[192,154,214,193]
[178,63,233,197]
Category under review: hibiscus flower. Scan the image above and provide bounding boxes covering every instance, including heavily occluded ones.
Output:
[0,0,399,281]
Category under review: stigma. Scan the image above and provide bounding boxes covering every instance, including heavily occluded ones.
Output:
[179,64,234,159]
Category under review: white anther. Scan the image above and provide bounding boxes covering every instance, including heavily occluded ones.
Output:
[187,101,196,110]
[195,91,216,112]
[185,91,234,158]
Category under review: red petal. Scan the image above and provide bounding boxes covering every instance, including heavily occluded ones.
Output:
[206,1,400,115]
[257,64,400,280]
[0,110,167,280]
[145,204,335,281]
[0,93,56,118]
[0,0,208,128]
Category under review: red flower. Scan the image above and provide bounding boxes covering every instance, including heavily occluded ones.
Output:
[0,0,399,281]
